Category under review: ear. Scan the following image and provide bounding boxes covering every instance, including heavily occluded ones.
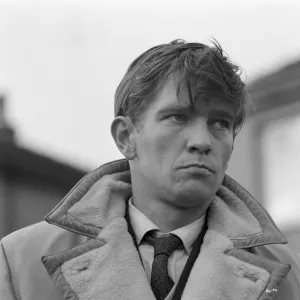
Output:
[111,116,137,160]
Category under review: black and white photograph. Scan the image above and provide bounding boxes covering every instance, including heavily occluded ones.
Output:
[0,0,300,299]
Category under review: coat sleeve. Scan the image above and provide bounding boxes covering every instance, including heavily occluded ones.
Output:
[0,241,17,300]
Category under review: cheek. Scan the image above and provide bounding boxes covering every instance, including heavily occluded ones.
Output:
[220,142,233,170]
[141,129,175,156]
[138,133,181,175]
[212,135,233,169]
[136,134,163,164]
[155,135,173,153]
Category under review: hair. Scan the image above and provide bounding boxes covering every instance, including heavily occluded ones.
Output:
[114,39,249,136]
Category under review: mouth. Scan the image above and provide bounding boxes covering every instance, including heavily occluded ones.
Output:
[179,164,215,174]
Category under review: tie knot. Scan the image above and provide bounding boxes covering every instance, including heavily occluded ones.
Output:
[145,230,183,257]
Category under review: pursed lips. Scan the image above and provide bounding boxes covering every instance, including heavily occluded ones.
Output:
[178,164,215,174]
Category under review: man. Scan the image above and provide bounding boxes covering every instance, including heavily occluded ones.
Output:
[1,39,300,300]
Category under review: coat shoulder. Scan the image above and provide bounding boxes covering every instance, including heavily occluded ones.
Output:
[1,221,88,300]
[2,221,88,257]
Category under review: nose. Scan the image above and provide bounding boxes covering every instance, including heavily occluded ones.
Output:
[186,121,212,155]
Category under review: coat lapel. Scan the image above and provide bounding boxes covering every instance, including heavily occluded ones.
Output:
[43,217,156,300]
[43,223,288,300]
[182,229,282,300]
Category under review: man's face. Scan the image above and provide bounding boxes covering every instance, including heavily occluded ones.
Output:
[130,76,234,208]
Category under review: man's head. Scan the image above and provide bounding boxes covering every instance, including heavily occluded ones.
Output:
[111,39,248,210]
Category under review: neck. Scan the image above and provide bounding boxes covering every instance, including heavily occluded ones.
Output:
[131,192,207,233]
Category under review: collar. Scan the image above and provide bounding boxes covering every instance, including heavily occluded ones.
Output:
[45,159,287,249]
[128,197,205,254]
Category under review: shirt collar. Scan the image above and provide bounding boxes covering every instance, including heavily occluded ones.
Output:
[128,197,206,255]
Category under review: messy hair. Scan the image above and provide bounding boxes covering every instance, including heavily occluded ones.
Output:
[114,39,248,136]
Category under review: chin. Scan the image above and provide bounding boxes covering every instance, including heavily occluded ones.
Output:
[171,186,213,208]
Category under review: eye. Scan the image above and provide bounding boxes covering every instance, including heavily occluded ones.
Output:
[213,120,231,130]
[166,114,187,123]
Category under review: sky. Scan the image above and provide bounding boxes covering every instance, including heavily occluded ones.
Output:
[0,0,300,171]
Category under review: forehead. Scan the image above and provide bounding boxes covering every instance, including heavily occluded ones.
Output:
[150,76,235,115]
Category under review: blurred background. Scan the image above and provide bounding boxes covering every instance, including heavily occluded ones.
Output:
[0,0,300,255]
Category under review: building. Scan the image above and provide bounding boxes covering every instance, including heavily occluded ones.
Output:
[228,60,300,253]
[0,95,89,239]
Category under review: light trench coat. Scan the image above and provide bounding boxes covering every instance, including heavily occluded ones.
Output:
[1,159,300,300]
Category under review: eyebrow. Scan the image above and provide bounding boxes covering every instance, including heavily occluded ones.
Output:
[208,109,235,121]
[157,105,192,116]
[157,105,235,121]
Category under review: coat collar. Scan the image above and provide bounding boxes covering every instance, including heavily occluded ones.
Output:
[45,158,287,248]
[43,159,291,300]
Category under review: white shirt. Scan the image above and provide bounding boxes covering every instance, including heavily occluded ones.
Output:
[128,198,205,299]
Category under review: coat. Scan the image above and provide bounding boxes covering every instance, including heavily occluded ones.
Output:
[1,159,300,300]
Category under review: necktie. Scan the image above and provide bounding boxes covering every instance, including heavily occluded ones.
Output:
[144,230,183,300]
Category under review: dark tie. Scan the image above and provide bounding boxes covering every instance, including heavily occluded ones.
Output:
[144,230,183,300]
